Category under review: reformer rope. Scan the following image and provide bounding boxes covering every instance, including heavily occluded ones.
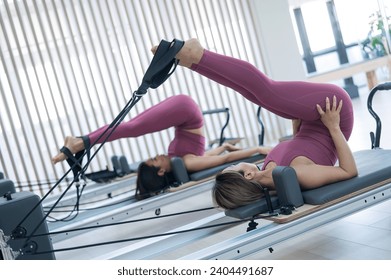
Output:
[44,184,88,223]
[27,211,278,256]
[8,39,191,258]
[29,206,216,238]
[14,91,145,245]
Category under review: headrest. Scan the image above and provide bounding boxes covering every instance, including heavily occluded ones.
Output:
[0,179,16,196]
[171,157,190,184]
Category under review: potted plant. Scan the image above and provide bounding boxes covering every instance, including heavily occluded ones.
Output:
[362,10,391,59]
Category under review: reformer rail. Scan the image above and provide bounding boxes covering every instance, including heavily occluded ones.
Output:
[48,177,216,243]
[180,182,391,260]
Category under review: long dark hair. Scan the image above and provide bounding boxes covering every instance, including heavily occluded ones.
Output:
[135,162,175,200]
[213,171,264,209]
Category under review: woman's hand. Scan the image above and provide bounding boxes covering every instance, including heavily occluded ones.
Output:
[258,146,273,155]
[222,142,242,152]
[316,95,342,131]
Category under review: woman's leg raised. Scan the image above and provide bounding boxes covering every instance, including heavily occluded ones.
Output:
[52,95,203,163]
[87,94,203,144]
[175,39,352,122]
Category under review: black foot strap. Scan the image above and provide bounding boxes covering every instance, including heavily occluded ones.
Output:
[137,39,184,94]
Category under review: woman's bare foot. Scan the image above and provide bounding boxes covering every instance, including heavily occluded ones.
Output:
[52,136,85,164]
[151,38,204,68]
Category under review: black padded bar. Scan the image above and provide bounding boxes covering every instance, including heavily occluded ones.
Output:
[171,157,191,184]
[119,156,131,175]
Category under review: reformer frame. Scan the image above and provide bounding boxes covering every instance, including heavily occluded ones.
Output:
[52,83,391,259]
[88,82,391,260]
[181,181,391,260]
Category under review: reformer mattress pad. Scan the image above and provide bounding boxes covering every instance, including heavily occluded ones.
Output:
[302,149,391,204]
[225,149,391,219]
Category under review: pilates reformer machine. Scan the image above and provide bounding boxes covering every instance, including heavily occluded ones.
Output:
[179,82,391,260]
[39,105,265,243]
[1,38,391,259]
[0,39,266,260]
[52,82,391,260]
[42,103,265,211]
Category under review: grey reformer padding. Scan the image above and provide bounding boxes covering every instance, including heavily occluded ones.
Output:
[171,154,266,184]
[273,166,304,207]
[0,179,16,196]
[111,155,123,175]
[225,149,391,219]
[171,157,190,184]
[111,155,133,176]
[119,155,131,174]
[302,149,391,205]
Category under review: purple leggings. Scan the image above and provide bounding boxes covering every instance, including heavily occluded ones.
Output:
[87,95,205,156]
[191,50,354,167]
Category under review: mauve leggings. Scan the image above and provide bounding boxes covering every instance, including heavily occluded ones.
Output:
[87,94,203,145]
[190,50,354,166]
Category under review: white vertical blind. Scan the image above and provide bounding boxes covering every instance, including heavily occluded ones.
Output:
[0,0,287,195]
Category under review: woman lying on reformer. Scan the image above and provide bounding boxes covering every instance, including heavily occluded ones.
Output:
[151,38,358,209]
[52,94,271,199]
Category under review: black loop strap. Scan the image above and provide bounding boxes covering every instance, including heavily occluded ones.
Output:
[13,38,184,249]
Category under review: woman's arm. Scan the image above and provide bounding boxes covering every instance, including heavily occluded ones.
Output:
[293,96,357,189]
[317,96,357,177]
[183,146,272,172]
[292,119,301,136]
[203,142,241,156]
